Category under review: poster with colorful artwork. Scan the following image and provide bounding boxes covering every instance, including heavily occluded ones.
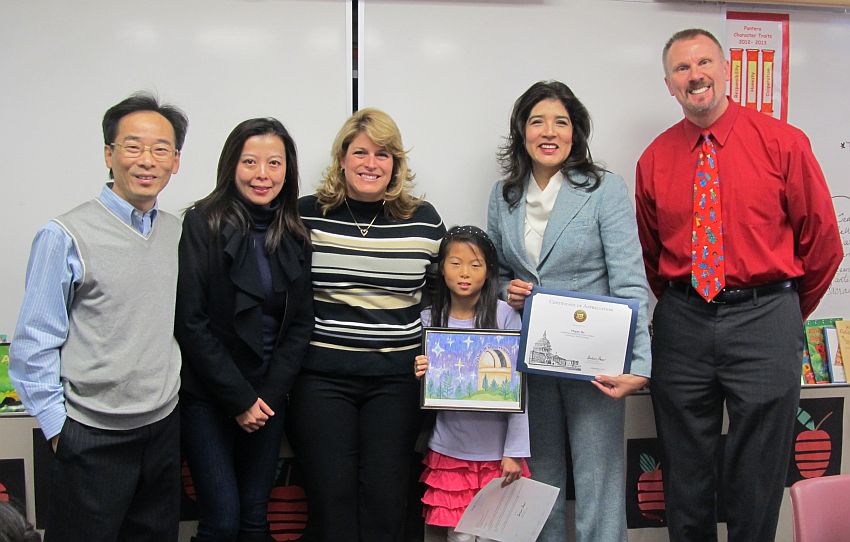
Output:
[627,397,844,529]
[625,438,666,529]
[1,342,25,414]
[625,437,731,529]
[786,397,844,485]
[726,12,789,121]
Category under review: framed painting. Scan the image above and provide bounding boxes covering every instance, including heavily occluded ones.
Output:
[420,328,524,412]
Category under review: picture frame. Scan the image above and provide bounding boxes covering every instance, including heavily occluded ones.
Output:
[420,328,525,413]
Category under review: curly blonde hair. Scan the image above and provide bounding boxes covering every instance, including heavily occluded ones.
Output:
[316,108,422,220]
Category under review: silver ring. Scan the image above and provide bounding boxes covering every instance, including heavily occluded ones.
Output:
[507,292,512,302]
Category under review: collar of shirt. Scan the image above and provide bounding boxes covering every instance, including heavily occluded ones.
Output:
[99,183,158,236]
[682,97,739,151]
[526,170,565,203]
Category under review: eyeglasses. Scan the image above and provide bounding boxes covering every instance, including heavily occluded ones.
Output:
[110,142,177,161]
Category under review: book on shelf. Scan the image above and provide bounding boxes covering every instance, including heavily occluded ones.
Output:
[835,321,850,375]
[804,318,844,384]
[801,345,815,384]
[823,327,846,384]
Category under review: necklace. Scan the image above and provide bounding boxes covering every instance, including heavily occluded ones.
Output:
[344,198,384,237]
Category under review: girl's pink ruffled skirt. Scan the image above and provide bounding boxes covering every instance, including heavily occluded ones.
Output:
[420,449,531,527]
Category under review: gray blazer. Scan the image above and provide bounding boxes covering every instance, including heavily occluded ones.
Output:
[487,171,652,377]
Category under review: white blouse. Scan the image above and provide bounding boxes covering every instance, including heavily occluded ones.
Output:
[524,171,564,267]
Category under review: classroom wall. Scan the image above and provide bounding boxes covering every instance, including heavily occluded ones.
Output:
[2,0,848,330]
[1,1,848,540]
[359,0,850,317]
[0,0,351,334]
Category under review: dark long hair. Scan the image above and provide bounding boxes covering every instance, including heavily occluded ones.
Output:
[429,226,500,329]
[190,118,309,250]
[497,80,605,208]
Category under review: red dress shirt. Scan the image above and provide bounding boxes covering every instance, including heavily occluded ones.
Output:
[636,99,842,318]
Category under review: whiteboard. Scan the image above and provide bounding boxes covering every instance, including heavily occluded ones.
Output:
[0,0,350,333]
[359,0,850,318]
[788,10,850,318]
[1,0,847,331]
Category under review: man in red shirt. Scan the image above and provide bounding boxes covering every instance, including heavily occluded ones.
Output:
[636,28,842,541]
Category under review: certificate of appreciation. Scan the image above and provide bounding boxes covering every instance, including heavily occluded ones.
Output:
[517,287,638,380]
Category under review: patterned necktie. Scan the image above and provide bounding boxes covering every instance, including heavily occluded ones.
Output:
[691,130,725,301]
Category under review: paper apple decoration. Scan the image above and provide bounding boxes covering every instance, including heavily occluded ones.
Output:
[181,459,196,501]
[637,453,665,522]
[267,461,307,541]
[795,408,833,479]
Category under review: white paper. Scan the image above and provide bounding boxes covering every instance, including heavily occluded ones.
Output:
[454,477,559,542]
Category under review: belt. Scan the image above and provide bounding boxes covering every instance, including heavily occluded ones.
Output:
[667,279,796,304]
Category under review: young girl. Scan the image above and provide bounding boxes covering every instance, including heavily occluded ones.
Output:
[414,225,530,542]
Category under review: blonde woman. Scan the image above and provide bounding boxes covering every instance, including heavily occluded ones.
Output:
[290,108,445,541]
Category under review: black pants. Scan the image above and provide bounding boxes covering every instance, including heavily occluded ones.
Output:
[651,286,803,542]
[45,408,180,542]
[289,371,421,542]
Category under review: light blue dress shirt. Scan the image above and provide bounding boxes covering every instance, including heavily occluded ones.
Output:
[9,184,159,439]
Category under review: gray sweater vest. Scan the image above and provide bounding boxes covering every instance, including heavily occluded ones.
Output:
[54,199,181,430]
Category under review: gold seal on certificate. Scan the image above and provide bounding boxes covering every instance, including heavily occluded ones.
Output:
[517,287,639,380]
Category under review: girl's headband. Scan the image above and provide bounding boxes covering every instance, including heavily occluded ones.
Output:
[445,225,497,255]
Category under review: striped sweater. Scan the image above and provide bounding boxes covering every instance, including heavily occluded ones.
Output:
[299,195,445,375]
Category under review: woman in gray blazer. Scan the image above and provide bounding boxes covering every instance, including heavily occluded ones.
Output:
[487,81,651,542]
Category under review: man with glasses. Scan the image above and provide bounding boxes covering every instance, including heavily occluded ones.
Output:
[9,92,188,542]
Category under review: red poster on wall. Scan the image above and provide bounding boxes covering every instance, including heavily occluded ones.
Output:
[726,12,790,122]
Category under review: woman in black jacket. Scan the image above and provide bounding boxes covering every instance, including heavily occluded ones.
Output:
[175,118,313,542]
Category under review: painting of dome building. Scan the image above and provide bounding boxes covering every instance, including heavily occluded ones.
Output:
[477,347,513,390]
[420,328,525,412]
[529,331,581,371]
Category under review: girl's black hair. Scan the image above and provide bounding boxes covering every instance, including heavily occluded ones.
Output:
[430,226,500,329]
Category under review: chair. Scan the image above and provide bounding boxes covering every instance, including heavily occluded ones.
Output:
[790,474,850,542]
